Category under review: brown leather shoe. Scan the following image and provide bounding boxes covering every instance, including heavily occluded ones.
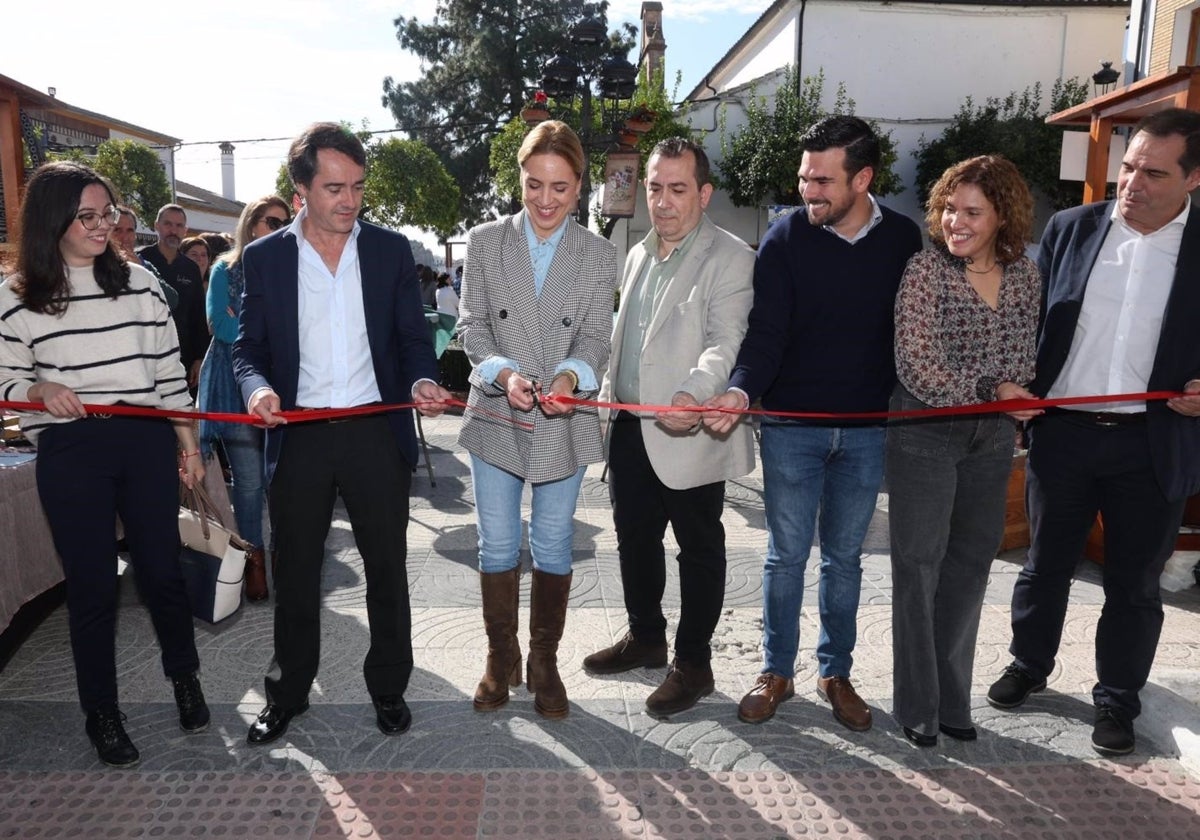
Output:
[244,548,268,602]
[737,672,794,724]
[645,660,714,718]
[817,675,872,732]
[583,631,668,675]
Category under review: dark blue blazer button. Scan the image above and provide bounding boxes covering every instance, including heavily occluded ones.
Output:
[499,309,507,319]
[562,316,572,327]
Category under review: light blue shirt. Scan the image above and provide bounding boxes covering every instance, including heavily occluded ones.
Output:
[291,207,382,408]
[476,214,597,391]
[524,214,568,296]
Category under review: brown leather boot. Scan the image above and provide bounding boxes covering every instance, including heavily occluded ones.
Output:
[526,569,572,719]
[244,547,268,602]
[474,567,522,711]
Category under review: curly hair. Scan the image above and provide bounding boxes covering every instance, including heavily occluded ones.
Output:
[925,155,1033,264]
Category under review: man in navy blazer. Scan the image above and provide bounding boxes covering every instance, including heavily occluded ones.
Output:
[986,108,1200,756]
[233,123,450,745]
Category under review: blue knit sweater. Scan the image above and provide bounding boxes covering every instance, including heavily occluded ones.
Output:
[728,204,922,417]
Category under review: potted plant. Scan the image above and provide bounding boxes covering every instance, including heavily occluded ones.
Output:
[624,104,656,134]
[521,91,551,126]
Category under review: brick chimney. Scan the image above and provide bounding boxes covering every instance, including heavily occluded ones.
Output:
[640,2,666,85]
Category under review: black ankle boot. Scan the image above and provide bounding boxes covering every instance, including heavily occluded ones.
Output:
[85,707,139,767]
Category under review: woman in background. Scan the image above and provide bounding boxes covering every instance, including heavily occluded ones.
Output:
[197,195,291,602]
[0,162,207,767]
[887,155,1041,747]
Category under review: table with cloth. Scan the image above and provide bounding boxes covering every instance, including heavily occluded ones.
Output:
[0,452,62,631]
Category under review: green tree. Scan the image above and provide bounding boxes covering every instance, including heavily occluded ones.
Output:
[275,134,460,240]
[913,79,1090,211]
[383,0,635,228]
[363,138,460,240]
[717,67,903,207]
[52,138,172,225]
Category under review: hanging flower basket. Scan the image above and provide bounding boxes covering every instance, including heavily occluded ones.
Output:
[521,106,550,126]
[624,106,657,134]
[617,130,640,148]
[522,91,551,126]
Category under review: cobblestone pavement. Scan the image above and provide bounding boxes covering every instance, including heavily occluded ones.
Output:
[1,412,1199,838]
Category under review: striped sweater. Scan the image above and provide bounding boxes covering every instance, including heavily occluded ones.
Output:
[0,263,193,441]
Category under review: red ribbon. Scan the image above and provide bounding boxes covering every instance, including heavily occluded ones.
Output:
[541,390,1186,420]
[0,390,1186,431]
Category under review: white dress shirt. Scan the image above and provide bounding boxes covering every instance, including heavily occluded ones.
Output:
[1047,199,1190,412]
[292,207,382,408]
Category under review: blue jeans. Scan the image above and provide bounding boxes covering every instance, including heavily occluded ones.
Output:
[217,421,265,548]
[759,422,885,679]
[469,456,585,576]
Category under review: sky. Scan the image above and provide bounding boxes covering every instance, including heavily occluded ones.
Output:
[3,0,770,252]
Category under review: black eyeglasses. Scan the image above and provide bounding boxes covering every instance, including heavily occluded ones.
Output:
[261,216,288,231]
[75,206,121,231]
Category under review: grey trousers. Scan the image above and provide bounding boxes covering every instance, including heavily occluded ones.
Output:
[886,385,1016,735]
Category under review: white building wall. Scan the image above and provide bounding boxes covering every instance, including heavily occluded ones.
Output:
[663,2,1129,250]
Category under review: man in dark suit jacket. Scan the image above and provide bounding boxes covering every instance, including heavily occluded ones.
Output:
[986,108,1200,757]
[233,123,450,745]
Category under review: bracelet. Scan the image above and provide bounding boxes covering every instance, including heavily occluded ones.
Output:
[179,450,200,460]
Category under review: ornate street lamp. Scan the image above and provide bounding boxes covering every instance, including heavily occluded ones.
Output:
[1092,61,1121,96]
[531,17,640,222]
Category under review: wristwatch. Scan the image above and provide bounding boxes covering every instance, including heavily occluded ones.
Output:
[976,376,1000,403]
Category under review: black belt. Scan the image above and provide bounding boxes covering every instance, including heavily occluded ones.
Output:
[1045,407,1146,428]
[293,402,383,424]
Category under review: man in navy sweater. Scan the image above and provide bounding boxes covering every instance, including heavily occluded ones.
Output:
[705,116,921,731]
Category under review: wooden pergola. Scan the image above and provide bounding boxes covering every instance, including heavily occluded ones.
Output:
[1046,65,1200,203]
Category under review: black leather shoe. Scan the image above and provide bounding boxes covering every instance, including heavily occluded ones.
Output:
[583,631,668,675]
[1092,706,1135,756]
[902,726,937,748]
[986,664,1047,709]
[86,708,140,767]
[373,695,412,735]
[172,672,210,732]
[246,702,308,745]
[938,723,978,741]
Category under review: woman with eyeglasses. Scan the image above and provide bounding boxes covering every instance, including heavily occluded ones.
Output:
[0,161,208,767]
[197,196,291,602]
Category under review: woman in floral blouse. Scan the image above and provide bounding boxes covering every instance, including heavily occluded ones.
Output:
[886,155,1042,748]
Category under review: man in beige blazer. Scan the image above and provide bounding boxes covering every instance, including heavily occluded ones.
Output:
[584,137,756,717]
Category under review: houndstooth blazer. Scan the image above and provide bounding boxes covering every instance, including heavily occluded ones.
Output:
[457,211,618,484]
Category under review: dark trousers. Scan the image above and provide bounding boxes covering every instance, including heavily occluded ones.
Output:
[265,415,414,708]
[1011,412,1185,718]
[36,416,198,713]
[608,414,726,664]
[886,386,1015,735]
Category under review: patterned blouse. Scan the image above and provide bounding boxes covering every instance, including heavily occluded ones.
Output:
[894,246,1041,408]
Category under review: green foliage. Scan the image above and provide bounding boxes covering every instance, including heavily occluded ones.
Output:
[275,163,294,205]
[912,79,1090,211]
[383,0,636,229]
[364,138,460,240]
[51,139,172,225]
[275,133,459,240]
[717,67,902,207]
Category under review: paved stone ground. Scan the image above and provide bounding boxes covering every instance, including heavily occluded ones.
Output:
[2,411,1200,838]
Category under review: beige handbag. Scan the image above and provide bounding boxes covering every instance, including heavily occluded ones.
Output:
[178,483,247,623]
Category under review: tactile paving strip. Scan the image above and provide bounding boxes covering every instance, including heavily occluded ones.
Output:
[2,761,1199,838]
